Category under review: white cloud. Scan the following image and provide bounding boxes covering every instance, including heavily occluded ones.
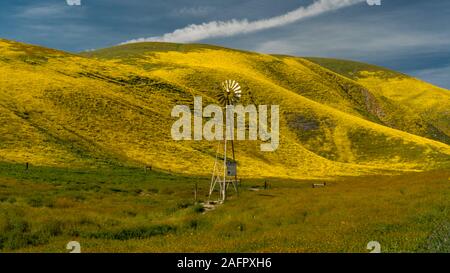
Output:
[121,0,365,44]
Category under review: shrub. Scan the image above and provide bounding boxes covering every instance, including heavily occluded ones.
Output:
[160,188,174,195]
[53,197,77,208]
[0,210,50,250]
[192,204,204,213]
[86,224,175,240]
[177,201,192,209]
[26,196,45,207]
[41,220,65,237]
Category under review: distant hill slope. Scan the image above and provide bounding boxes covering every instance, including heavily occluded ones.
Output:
[305,57,450,145]
[0,39,449,178]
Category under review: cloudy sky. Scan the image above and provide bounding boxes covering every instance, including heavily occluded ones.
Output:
[1,0,449,89]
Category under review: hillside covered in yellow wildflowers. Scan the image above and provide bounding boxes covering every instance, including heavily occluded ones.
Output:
[1,39,449,178]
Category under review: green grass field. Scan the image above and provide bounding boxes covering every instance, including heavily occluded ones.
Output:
[1,162,448,252]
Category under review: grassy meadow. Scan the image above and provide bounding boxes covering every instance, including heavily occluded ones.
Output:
[0,162,449,252]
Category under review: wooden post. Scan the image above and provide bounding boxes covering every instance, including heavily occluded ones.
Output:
[194,181,198,203]
[25,162,29,171]
[264,180,267,190]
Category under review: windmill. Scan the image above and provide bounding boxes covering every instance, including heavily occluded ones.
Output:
[209,80,241,203]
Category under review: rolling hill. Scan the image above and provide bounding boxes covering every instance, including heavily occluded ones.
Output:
[1,38,449,179]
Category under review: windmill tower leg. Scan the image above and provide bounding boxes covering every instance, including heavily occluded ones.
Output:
[222,137,227,202]
[230,140,239,196]
[209,142,220,202]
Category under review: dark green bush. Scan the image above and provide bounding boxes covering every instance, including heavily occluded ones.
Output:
[86,224,175,240]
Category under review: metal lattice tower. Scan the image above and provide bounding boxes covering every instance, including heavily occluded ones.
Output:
[209,80,241,203]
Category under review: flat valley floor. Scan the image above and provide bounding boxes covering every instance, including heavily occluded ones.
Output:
[0,162,449,253]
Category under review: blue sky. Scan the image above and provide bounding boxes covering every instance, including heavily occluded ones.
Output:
[1,0,449,89]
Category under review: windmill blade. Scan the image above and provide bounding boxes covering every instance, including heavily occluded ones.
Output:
[219,80,242,105]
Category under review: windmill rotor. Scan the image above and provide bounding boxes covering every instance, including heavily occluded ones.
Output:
[218,80,242,106]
